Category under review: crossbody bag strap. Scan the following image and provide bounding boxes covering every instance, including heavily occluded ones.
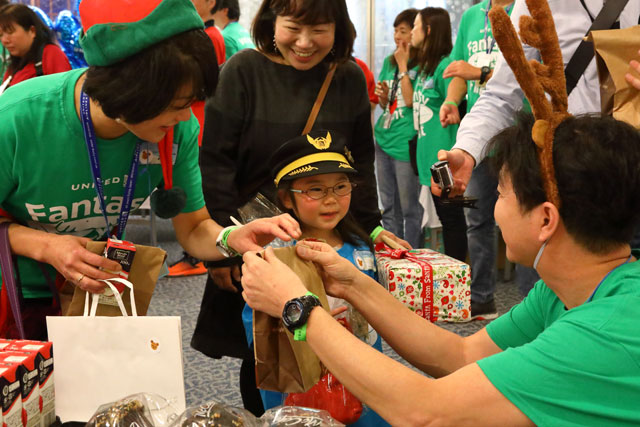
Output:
[302,63,337,135]
[0,222,25,339]
[565,0,630,95]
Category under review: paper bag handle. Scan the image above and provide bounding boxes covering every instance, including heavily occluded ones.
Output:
[83,278,137,317]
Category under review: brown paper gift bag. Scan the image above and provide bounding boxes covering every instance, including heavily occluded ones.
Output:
[253,246,330,393]
[65,242,166,316]
[589,26,640,128]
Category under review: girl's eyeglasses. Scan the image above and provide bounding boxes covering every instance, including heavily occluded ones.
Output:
[289,182,357,200]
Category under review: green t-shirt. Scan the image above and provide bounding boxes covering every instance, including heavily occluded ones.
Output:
[478,251,640,426]
[0,69,204,298]
[221,22,255,61]
[412,57,458,186]
[373,56,419,162]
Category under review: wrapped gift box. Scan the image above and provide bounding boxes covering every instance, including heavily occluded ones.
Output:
[375,244,471,322]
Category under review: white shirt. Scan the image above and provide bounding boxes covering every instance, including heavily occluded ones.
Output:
[454,0,640,164]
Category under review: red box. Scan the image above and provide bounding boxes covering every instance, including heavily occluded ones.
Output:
[0,339,12,352]
[7,341,54,427]
[0,362,23,427]
[0,352,40,427]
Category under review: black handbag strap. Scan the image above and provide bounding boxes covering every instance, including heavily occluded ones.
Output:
[565,0,630,95]
[0,222,25,338]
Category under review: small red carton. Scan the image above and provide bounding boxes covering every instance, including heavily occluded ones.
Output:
[0,362,23,427]
[0,352,40,427]
[8,341,54,427]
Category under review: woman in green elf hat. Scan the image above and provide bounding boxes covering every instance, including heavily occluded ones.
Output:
[0,0,299,340]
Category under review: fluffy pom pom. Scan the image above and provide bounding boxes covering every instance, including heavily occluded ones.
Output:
[150,187,186,219]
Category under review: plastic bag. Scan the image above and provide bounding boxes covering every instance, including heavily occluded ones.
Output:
[261,406,345,426]
[237,193,292,249]
[284,373,363,425]
[87,393,178,427]
[170,400,262,427]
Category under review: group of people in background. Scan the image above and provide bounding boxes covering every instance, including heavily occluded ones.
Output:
[2,0,640,425]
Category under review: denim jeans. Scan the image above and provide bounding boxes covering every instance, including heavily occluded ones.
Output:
[375,143,424,248]
[464,160,498,304]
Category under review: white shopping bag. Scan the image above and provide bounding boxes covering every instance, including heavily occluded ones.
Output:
[47,278,186,422]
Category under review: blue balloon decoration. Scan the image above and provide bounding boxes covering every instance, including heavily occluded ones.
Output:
[29,6,54,29]
[54,10,87,69]
[73,0,82,18]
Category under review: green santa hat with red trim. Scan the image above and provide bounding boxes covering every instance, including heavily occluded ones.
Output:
[79,0,203,218]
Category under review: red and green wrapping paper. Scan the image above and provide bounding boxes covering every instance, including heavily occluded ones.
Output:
[375,244,471,322]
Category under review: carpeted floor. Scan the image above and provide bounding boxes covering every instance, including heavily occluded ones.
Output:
[126,214,524,408]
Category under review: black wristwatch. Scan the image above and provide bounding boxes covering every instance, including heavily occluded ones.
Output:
[282,293,321,338]
[479,66,491,85]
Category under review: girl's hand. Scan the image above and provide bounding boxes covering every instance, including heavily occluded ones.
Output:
[374,229,412,250]
[295,241,360,299]
[227,214,301,253]
[44,234,123,293]
[241,247,308,317]
[393,40,410,70]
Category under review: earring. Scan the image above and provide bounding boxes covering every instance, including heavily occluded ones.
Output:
[115,118,122,123]
[273,36,280,54]
[330,47,335,56]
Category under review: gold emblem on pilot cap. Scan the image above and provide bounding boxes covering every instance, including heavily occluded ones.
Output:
[307,132,332,150]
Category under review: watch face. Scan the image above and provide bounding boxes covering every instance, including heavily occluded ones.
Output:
[285,302,303,323]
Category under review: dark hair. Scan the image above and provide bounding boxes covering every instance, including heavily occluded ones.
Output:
[0,0,9,8]
[489,111,640,254]
[277,178,373,250]
[210,0,221,14]
[252,0,355,64]
[0,4,57,73]
[83,29,218,124]
[415,7,452,76]
[217,0,240,20]
[390,8,419,69]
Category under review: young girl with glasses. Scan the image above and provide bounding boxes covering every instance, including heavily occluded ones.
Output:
[242,129,390,426]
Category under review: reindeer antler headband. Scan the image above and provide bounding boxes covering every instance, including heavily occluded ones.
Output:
[489,0,571,208]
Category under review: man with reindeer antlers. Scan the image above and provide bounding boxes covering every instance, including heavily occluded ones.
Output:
[438,0,640,296]
[239,1,640,424]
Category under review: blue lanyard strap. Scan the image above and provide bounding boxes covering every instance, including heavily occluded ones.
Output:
[586,255,633,303]
[79,90,141,240]
[484,1,514,55]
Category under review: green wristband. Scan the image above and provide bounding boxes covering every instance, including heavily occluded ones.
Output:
[370,226,384,242]
[444,100,458,107]
[222,225,241,256]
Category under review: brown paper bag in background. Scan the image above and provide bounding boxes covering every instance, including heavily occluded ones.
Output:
[589,26,640,128]
[65,242,166,316]
[253,246,330,393]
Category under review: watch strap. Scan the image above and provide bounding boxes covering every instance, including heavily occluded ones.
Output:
[479,66,491,85]
[290,291,321,341]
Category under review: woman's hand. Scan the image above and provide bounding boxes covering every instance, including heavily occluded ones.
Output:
[393,41,410,71]
[442,60,481,81]
[208,265,241,293]
[374,81,390,109]
[44,234,123,293]
[226,214,301,254]
[241,247,308,317]
[295,240,360,299]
